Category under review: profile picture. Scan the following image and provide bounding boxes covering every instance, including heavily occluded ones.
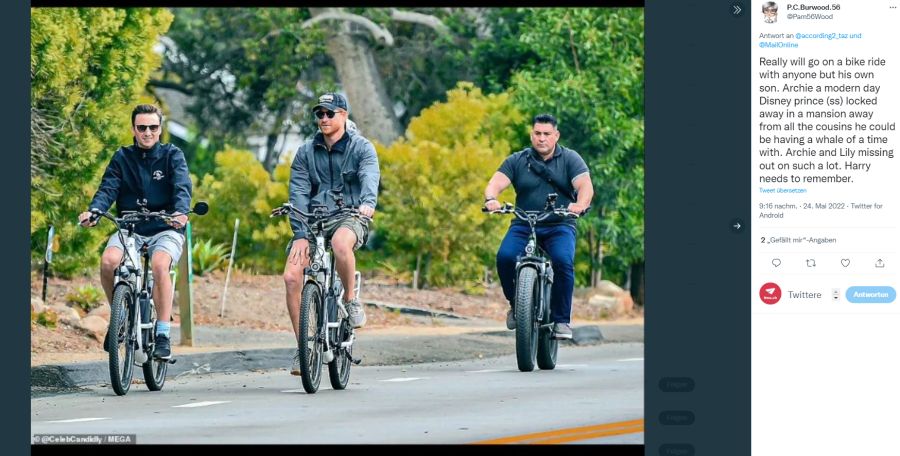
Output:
[762,2,778,23]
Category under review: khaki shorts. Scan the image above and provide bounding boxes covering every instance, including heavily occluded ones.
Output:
[105,230,185,267]
[285,215,369,254]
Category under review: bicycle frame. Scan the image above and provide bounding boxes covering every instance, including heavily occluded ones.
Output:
[278,203,367,363]
[113,226,168,367]
[486,199,581,329]
[514,214,555,328]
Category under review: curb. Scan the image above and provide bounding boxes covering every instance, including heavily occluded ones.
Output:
[31,325,614,392]
[363,300,468,320]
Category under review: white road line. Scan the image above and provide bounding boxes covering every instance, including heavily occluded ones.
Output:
[172,401,231,408]
[281,389,306,393]
[466,369,505,373]
[46,417,110,423]
[380,377,428,382]
[617,358,644,362]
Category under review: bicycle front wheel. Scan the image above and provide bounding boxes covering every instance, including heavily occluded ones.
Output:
[299,282,323,393]
[108,284,135,396]
[515,267,539,372]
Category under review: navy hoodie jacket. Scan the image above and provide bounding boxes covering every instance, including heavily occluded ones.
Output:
[88,142,192,237]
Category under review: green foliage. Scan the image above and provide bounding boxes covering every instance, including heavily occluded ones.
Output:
[159,8,329,173]
[508,8,645,284]
[65,285,105,313]
[31,8,174,276]
[192,238,230,276]
[34,309,59,329]
[191,149,293,273]
[377,82,524,286]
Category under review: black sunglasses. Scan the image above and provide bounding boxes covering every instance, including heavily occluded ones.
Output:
[314,110,337,119]
[135,124,160,132]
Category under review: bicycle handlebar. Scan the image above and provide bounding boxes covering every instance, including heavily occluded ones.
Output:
[481,202,584,221]
[85,201,208,229]
[270,203,373,227]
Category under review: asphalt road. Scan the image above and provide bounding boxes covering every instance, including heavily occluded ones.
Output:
[31,343,643,444]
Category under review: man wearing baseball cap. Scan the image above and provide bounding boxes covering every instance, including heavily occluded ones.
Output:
[283,92,380,376]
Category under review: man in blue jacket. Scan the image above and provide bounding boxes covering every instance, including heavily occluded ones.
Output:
[284,92,380,375]
[78,104,193,360]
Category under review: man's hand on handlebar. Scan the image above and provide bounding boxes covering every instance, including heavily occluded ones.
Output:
[167,213,189,229]
[358,204,375,218]
[566,203,589,215]
[484,199,502,212]
[78,208,105,227]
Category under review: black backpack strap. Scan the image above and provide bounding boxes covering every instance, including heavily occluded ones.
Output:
[525,150,577,202]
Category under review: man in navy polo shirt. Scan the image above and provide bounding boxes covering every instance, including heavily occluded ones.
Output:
[483,114,594,339]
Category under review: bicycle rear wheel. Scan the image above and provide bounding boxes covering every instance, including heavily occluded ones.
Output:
[328,319,352,390]
[143,320,167,391]
[537,280,558,370]
[108,284,135,396]
[299,282,323,393]
[515,267,539,372]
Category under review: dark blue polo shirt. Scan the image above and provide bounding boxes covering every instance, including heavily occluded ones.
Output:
[497,144,589,227]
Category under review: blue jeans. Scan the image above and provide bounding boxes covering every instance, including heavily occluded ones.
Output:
[496,223,576,324]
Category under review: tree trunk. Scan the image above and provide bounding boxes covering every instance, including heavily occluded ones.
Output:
[309,8,403,145]
[413,252,422,290]
[630,261,645,307]
[262,132,279,173]
[594,240,604,287]
[624,266,632,295]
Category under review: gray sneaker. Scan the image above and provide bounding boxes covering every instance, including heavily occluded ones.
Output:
[552,322,573,340]
[290,349,302,376]
[506,308,516,330]
[347,298,367,328]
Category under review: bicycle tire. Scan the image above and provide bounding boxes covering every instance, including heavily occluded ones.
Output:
[142,318,167,391]
[299,282,323,393]
[108,284,135,396]
[328,319,352,390]
[515,267,539,372]
[537,280,558,370]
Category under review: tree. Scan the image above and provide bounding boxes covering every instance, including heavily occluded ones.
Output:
[506,8,645,290]
[157,8,520,160]
[31,7,174,275]
[155,8,326,174]
[377,83,524,286]
[191,149,293,273]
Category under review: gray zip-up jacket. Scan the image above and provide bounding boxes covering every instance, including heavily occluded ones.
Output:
[289,130,380,239]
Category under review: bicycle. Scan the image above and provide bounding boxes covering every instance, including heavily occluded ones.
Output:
[86,202,208,395]
[484,193,582,372]
[270,198,369,393]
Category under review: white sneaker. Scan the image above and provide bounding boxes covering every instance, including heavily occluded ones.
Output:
[290,349,302,376]
[347,298,367,328]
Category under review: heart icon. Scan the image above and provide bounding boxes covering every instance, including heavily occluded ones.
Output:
[841,259,850,267]
[772,258,781,267]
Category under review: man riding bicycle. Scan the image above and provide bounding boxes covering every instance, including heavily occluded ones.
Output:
[284,92,380,375]
[483,114,593,340]
[78,104,192,360]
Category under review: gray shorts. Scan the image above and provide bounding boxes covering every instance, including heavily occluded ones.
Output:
[285,215,369,254]
[105,230,185,267]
